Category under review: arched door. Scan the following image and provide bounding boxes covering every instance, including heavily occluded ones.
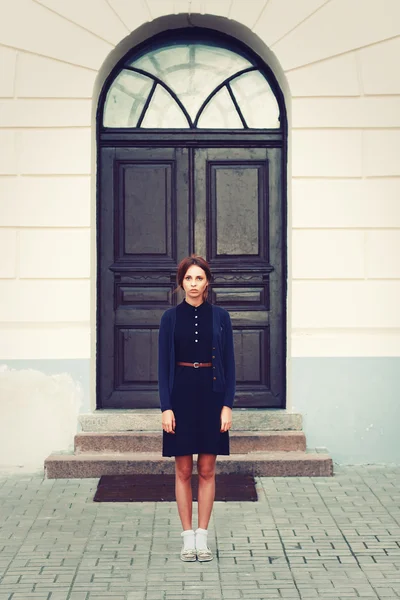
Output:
[97,31,287,409]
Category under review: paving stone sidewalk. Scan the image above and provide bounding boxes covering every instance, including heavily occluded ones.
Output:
[1,464,400,600]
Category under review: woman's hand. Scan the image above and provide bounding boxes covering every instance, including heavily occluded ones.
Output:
[220,406,232,432]
[162,409,176,434]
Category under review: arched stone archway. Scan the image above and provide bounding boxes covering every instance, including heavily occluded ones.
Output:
[93,19,288,411]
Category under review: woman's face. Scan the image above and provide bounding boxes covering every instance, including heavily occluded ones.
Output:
[182,264,209,301]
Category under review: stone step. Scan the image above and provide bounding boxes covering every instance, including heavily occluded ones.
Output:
[45,451,333,478]
[79,409,303,432]
[75,431,306,454]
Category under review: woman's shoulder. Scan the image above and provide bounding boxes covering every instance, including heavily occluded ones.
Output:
[160,305,177,324]
[162,306,177,317]
[211,304,231,321]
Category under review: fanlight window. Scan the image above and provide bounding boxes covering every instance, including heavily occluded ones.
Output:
[103,43,280,129]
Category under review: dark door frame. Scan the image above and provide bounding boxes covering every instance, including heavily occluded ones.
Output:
[96,132,287,410]
[96,29,288,410]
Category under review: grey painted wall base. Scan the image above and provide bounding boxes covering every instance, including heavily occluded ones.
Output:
[1,357,399,466]
[291,357,400,465]
[1,360,91,413]
[0,359,90,472]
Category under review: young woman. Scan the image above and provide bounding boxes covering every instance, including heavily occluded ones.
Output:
[158,255,235,562]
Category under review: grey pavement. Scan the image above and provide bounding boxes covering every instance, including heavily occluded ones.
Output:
[1,465,400,600]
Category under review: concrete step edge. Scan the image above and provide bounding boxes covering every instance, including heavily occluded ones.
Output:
[75,431,306,438]
[45,452,333,478]
[79,410,303,432]
[74,431,307,455]
[46,451,332,463]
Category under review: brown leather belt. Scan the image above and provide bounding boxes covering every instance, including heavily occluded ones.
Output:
[176,361,212,368]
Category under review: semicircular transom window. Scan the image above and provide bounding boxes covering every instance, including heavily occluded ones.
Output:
[103,42,280,129]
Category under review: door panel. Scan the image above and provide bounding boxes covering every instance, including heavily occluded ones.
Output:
[98,145,285,409]
[122,164,171,256]
[213,164,262,256]
[99,148,188,408]
[194,148,284,407]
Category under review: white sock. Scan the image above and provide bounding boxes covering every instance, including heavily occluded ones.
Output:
[195,527,209,551]
[181,529,195,550]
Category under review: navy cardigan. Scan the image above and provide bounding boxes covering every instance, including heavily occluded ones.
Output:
[158,303,236,412]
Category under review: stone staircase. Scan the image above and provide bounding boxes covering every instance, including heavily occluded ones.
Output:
[45,410,333,478]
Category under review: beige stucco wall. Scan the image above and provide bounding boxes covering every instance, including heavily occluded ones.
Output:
[0,0,399,468]
[1,0,399,362]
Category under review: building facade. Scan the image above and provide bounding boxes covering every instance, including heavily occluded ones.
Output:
[0,0,399,471]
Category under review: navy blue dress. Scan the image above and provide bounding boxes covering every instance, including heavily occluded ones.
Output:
[162,299,230,457]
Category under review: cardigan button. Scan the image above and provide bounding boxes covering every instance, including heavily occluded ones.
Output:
[213,377,217,380]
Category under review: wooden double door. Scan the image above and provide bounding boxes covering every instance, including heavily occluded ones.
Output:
[98,144,285,409]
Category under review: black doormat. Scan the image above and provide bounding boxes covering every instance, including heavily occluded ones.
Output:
[93,474,258,502]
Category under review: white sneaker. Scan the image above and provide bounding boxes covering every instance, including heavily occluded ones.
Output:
[180,530,196,562]
[195,528,213,561]
[196,547,213,562]
[180,546,197,562]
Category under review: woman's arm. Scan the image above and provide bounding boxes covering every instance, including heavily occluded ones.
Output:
[222,310,236,408]
[158,311,172,412]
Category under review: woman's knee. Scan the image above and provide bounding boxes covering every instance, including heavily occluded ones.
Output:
[197,456,216,481]
[175,456,193,482]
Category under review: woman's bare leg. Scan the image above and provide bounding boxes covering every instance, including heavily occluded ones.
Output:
[197,453,217,529]
[175,455,194,530]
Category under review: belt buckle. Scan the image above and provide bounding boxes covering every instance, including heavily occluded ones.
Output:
[193,362,200,369]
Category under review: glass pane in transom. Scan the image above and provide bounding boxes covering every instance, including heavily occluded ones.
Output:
[103,70,153,127]
[230,70,280,128]
[141,85,190,128]
[130,43,252,120]
[197,87,243,129]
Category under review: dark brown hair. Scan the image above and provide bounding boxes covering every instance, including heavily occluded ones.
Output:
[176,255,212,301]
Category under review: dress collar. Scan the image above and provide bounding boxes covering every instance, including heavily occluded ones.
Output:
[182,298,208,311]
